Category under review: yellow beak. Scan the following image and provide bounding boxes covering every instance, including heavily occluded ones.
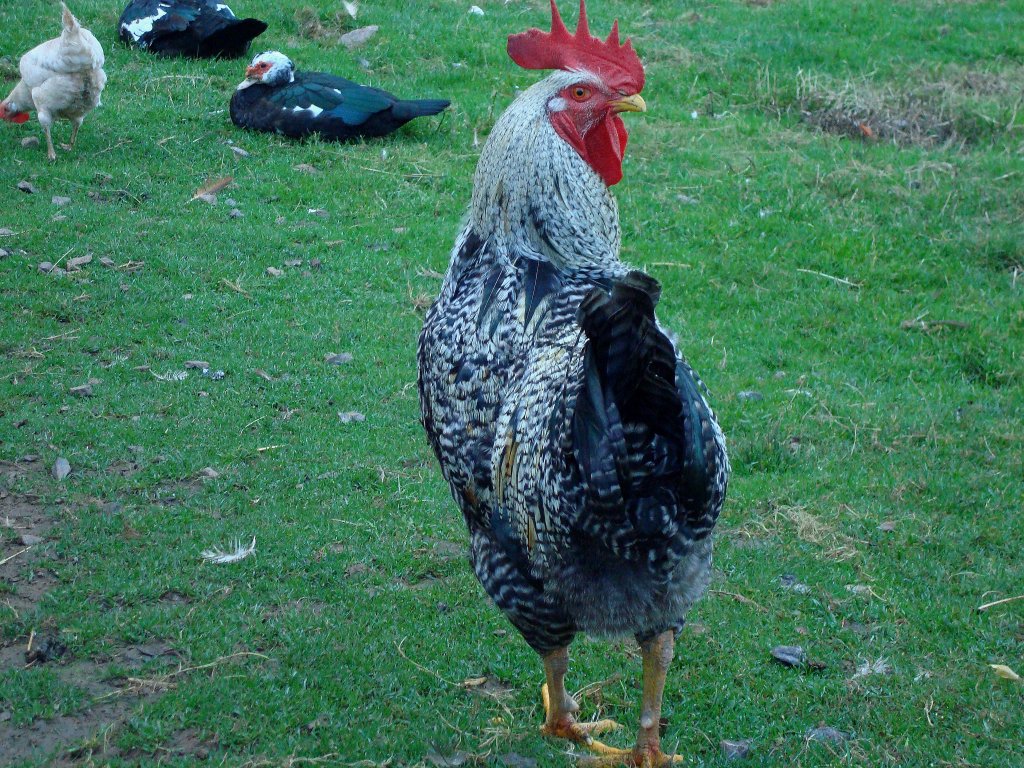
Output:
[610,94,647,114]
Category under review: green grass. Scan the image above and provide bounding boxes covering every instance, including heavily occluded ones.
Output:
[1,0,1022,766]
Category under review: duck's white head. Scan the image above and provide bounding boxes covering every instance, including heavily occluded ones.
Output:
[236,50,295,90]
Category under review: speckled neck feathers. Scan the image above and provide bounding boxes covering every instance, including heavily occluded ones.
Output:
[469,71,623,274]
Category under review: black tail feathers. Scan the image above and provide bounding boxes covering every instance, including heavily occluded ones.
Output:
[577,271,683,442]
[393,98,451,121]
[201,18,267,58]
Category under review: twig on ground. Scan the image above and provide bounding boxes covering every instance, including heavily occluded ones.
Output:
[977,594,1024,612]
[796,268,863,288]
[94,651,271,702]
[709,589,769,613]
[396,637,458,687]
[0,546,32,567]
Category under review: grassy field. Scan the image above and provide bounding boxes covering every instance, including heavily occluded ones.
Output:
[1,0,1022,765]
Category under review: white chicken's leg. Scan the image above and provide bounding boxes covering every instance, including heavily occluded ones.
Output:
[540,647,620,748]
[64,116,83,150]
[38,111,56,161]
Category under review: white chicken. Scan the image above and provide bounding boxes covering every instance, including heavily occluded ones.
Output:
[0,3,106,161]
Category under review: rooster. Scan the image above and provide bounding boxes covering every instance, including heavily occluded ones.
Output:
[0,3,106,162]
[417,2,728,766]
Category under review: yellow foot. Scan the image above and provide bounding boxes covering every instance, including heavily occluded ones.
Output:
[578,747,684,768]
[540,682,622,748]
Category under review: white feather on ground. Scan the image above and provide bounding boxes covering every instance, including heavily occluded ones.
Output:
[201,537,256,564]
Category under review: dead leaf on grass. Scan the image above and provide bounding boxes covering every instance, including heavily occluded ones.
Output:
[338,411,366,424]
[340,25,378,50]
[989,664,1020,682]
[190,176,233,202]
[66,254,92,271]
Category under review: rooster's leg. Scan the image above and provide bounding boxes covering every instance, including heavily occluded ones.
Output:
[540,647,620,748]
[631,630,682,766]
[578,631,682,768]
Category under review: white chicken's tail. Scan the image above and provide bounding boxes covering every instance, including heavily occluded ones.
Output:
[61,3,78,34]
[56,2,105,71]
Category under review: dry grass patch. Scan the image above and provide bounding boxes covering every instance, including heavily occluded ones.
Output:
[293,6,357,42]
[793,65,1024,147]
[729,502,860,560]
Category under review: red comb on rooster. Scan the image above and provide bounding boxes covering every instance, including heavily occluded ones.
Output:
[507,0,644,95]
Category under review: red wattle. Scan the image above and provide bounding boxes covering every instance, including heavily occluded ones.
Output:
[551,112,629,187]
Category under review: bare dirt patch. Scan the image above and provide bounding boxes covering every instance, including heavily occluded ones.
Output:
[0,637,184,765]
[2,458,57,622]
[1,458,185,765]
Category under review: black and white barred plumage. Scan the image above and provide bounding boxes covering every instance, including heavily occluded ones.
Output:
[417,70,728,655]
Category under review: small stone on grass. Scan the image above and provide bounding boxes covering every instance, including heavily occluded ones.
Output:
[806,725,850,744]
[52,457,71,480]
[771,645,806,667]
[720,739,753,760]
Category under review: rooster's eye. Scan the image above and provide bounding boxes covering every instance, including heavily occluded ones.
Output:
[571,86,591,102]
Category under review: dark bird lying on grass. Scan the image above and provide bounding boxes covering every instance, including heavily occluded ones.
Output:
[118,0,267,58]
[417,1,728,766]
[229,51,450,142]
[0,2,106,161]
